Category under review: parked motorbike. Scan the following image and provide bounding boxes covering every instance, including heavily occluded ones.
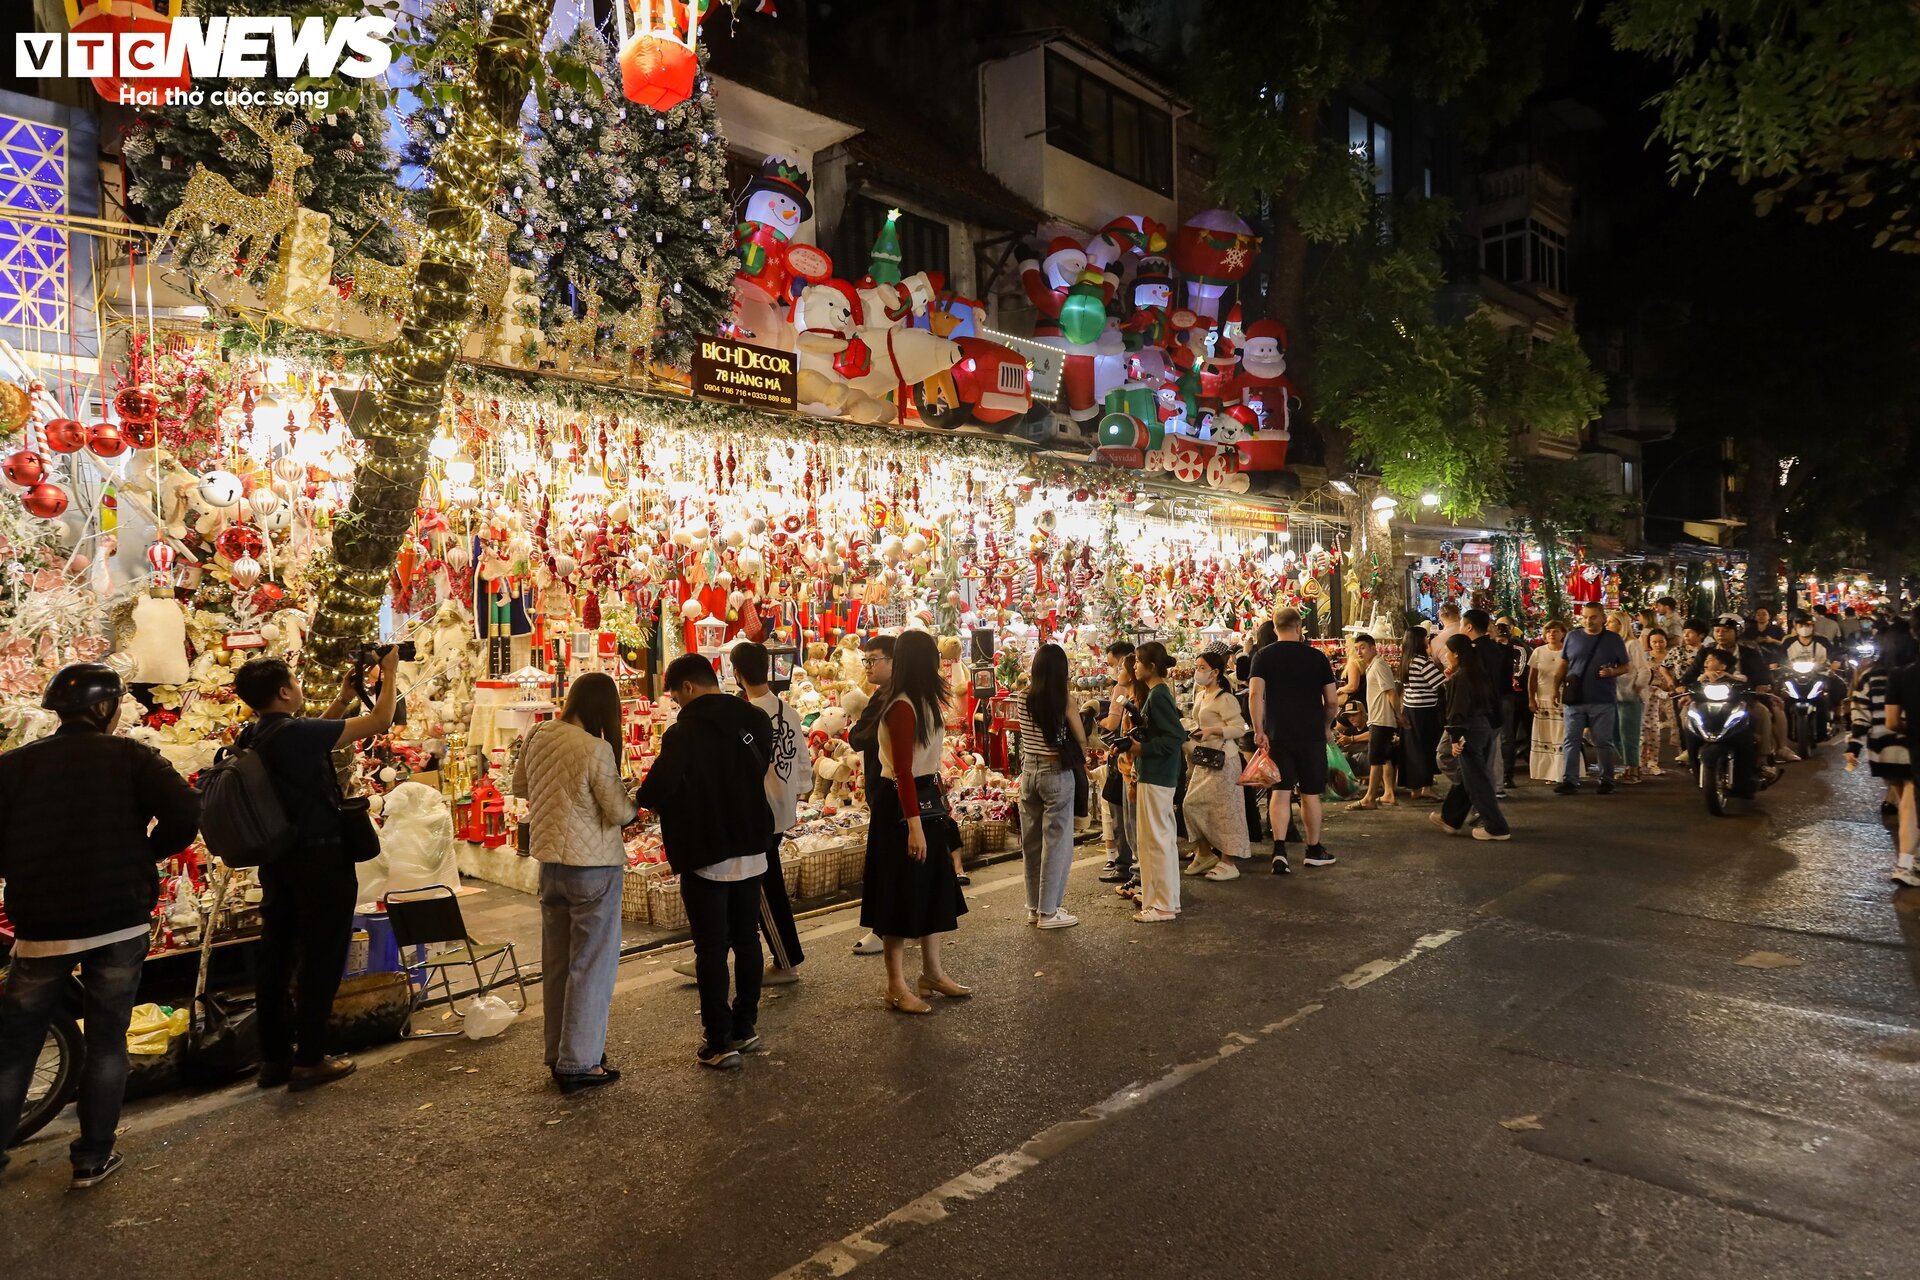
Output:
[1683,679,1762,816]
[1779,659,1834,758]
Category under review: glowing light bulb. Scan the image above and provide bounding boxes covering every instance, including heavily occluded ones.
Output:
[445,449,477,485]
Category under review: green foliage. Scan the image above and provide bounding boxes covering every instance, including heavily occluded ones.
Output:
[1310,200,1606,518]
[1606,0,1920,250]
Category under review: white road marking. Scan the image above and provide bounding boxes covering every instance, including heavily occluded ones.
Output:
[771,928,1467,1279]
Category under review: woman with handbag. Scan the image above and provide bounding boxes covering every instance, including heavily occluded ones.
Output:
[1397,625,1445,801]
[859,630,971,1013]
[1181,650,1250,880]
[1527,620,1570,784]
[1131,641,1186,923]
[511,672,636,1093]
[1018,644,1089,929]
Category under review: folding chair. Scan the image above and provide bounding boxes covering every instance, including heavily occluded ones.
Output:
[384,885,527,1039]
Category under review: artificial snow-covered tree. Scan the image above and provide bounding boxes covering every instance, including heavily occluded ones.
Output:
[399,0,495,184]
[121,0,403,276]
[507,23,732,364]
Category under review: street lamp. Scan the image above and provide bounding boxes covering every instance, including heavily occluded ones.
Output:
[1421,491,1440,508]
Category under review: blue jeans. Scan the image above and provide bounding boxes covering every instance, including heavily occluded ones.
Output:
[538,864,624,1076]
[1020,766,1076,916]
[0,934,147,1170]
[1563,702,1619,783]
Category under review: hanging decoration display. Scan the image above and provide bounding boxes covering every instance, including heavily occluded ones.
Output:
[616,0,708,111]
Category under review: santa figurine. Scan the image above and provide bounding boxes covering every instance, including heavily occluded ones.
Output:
[1229,318,1299,471]
[1019,236,1115,422]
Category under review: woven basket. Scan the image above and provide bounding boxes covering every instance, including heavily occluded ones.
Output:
[797,845,841,900]
[826,839,865,892]
[781,852,803,899]
[958,820,986,861]
[978,818,1014,855]
[620,864,662,923]
[646,877,688,931]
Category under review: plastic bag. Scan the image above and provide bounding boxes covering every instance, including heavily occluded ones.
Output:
[1238,746,1281,788]
[462,994,518,1040]
[126,1003,188,1055]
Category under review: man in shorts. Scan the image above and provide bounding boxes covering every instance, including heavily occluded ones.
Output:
[1249,608,1341,873]
[1345,634,1398,809]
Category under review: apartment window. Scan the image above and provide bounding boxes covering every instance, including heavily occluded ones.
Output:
[1045,52,1173,196]
[1481,218,1527,283]
[840,196,950,283]
[1347,107,1393,195]
[1529,219,1567,294]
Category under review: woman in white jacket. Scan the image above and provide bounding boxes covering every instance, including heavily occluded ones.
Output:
[512,673,636,1094]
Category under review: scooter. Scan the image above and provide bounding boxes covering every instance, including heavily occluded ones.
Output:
[1779,659,1833,759]
[0,924,83,1147]
[1684,679,1763,817]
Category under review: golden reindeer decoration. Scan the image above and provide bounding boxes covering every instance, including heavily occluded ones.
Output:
[158,105,314,274]
[545,278,603,370]
[343,191,427,324]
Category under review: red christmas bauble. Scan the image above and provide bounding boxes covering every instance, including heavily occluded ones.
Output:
[41,419,87,453]
[113,384,161,425]
[216,524,265,561]
[22,482,68,519]
[3,449,46,486]
[124,417,158,449]
[87,420,129,458]
[618,33,697,111]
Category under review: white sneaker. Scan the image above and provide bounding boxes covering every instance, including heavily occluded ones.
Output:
[1026,907,1041,925]
[1891,866,1920,889]
[1203,860,1241,881]
[1037,910,1080,929]
[853,932,884,956]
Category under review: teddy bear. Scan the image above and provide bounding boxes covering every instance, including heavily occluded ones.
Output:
[840,686,870,722]
[793,280,894,423]
[808,704,849,752]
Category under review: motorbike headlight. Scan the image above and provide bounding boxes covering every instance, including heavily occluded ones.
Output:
[1700,682,1733,700]
[1791,661,1816,674]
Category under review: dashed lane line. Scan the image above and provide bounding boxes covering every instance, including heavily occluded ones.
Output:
[770,926,1469,1279]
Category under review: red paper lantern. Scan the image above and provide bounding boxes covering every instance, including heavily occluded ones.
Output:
[113,384,161,425]
[87,420,129,458]
[3,449,46,486]
[42,419,87,453]
[22,482,68,519]
[618,33,697,110]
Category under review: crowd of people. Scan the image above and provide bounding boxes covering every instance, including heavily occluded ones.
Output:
[2,595,1915,1191]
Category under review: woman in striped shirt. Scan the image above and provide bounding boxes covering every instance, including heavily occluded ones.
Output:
[1398,625,1446,802]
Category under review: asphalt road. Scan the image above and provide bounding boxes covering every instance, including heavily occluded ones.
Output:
[6,751,1918,1280]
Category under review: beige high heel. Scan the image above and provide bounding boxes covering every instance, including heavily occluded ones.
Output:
[886,990,934,1014]
[917,975,973,999]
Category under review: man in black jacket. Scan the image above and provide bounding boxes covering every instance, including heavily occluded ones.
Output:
[0,665,199,1188]
[636,654,775,1071]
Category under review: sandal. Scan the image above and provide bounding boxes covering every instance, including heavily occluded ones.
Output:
[1346,799,1379,812]
[1131,907,1178,923]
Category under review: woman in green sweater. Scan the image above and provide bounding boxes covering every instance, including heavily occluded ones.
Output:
[1131,641,1185,923]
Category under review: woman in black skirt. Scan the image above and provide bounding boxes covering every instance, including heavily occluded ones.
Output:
[859,630,970,1013]
[1398,625,1445,801]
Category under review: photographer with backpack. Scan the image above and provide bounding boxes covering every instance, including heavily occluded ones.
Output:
[232,649,397,1093]
[0,665,199,1188]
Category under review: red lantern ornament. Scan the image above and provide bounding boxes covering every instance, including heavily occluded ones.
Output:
[123,417,158,449]
[86,420,129,458]
[112,384,161,425]
[41,419,87,454]
[22,482,68,519]
[3,449,46,487]
[617,0,704,111]
[67,0,191,103]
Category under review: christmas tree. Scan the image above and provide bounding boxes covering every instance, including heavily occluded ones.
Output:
[866,208,904,285]
[399,0,495,185]
[507,24,733,364]
[121,0,403,277]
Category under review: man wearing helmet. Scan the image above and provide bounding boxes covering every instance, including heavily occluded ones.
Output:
[0,665,199,1189]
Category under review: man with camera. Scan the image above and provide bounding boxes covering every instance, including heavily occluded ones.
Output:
[233,648,398,1092]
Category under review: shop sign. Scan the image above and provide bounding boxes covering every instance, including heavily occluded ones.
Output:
[692,336,796,412]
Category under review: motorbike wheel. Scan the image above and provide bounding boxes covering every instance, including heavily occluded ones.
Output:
[1797,714,1817,761]
[10,1016,81,1145]
[1704,753,1733,817]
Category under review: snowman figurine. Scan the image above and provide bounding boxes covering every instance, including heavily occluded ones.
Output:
[734,156,815,307]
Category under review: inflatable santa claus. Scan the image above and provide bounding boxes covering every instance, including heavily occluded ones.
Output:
[1229,318,1299,471]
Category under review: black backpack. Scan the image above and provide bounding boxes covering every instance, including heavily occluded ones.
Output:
[198,721,294,868]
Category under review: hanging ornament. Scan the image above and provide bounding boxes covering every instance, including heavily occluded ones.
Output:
[228,554,263,589]
[0,380,31,435]
[41,418,87,454]
[112,384,161,425]
[86,420,129,458]
[22,482,68,519]
[617,0,702,111]
[272,455,305,485]
[2,449,46,486]
[198,469,244,509]
[216,523,265,561]
[245,485,283,522]
[122,417,156,449]
[145,539,176,592]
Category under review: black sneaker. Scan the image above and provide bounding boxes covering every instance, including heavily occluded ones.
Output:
[1553,781,1579,796]
[70,1153,124,1190]
[1271,850,1291,874]
[957,873,972,887]
[1597,781,1616,795]
[556,1066,621,1095]
[1495,788,1510,799]
[1098,867,1126,883]
[697,1044,743,1071]
[730,1032,763,1053]
[1303,845,1337,867]
[1101,858,1118,871]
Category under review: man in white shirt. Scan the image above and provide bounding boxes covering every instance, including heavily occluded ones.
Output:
[1810,605,1842,644]
[1344,634,1399,809]
[1428,602,1463,663]
[1653,597,1685,641]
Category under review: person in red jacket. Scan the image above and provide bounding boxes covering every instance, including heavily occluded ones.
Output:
[0,665,199,1189]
